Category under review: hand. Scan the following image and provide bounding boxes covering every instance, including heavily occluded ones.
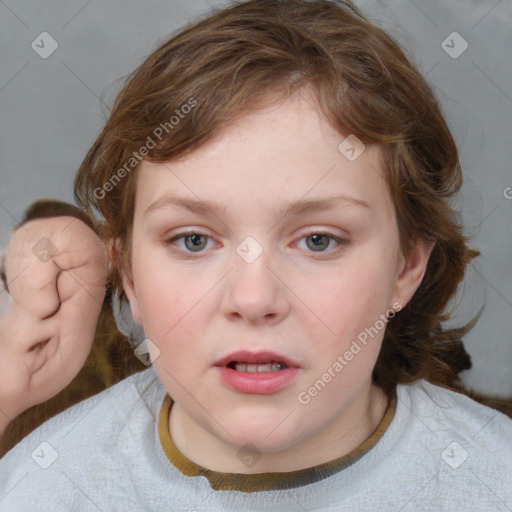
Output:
[0,216,108,431]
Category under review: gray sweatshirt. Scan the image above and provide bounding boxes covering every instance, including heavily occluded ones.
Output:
[1,366,511,511]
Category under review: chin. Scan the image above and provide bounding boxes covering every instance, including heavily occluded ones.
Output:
[224,424,299,455]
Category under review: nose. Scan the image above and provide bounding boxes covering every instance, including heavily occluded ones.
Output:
[221,244,290,325]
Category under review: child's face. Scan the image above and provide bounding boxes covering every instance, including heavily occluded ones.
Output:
[124,91,432,468]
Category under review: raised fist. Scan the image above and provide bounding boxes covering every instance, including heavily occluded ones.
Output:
[0,214,108,431]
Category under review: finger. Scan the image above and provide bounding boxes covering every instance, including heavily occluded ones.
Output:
[0,304,59,353]
[4,226,61,318]
[52,217,108,276]
[27,302,98,406]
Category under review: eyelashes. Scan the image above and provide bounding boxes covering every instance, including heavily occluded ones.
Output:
[164,231,214,253]
[163,230,347,258]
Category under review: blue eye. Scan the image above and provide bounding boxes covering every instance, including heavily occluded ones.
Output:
[164,231,345,256]
[165,232,213,253]
[296,232,344,254]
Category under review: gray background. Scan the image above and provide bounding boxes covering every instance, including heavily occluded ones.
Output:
[0,0,511,397]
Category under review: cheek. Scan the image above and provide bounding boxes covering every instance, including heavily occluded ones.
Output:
[132,252,212,347]
[305,250,397,345]
[135,269,205,385]
[136,272,189,337]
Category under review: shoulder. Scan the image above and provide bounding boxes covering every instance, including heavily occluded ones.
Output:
[374,380,511,508]
[398,379,512,443]
[396,380,512,486]
[4,367,162,450]
[0,367,166,508]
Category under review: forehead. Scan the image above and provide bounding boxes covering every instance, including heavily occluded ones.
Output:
[134,93,392,222]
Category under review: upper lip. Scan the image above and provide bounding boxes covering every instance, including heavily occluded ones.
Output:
[214,350,300,368]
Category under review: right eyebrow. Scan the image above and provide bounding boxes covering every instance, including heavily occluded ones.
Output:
[144,193,370,220]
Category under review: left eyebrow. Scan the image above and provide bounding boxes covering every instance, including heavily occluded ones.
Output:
[277,195,370,218]
[144,194,370,219]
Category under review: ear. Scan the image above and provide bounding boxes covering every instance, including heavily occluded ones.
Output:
[392,239,435,309]
[122,272,142,326]
[107,238,143,326]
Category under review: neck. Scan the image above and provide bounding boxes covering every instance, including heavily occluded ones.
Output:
[169,381,389,474]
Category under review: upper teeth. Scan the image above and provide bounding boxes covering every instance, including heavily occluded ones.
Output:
[233,362,286,372]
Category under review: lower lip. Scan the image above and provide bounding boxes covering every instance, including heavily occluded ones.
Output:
[215,366,299,394]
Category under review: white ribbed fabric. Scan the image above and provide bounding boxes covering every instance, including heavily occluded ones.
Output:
[1,366,511,511]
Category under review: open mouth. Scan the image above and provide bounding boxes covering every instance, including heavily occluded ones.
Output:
[216,352,299,393]
[227,361,288,373]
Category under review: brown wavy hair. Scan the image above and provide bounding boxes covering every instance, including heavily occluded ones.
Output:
[73,0,492,399]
